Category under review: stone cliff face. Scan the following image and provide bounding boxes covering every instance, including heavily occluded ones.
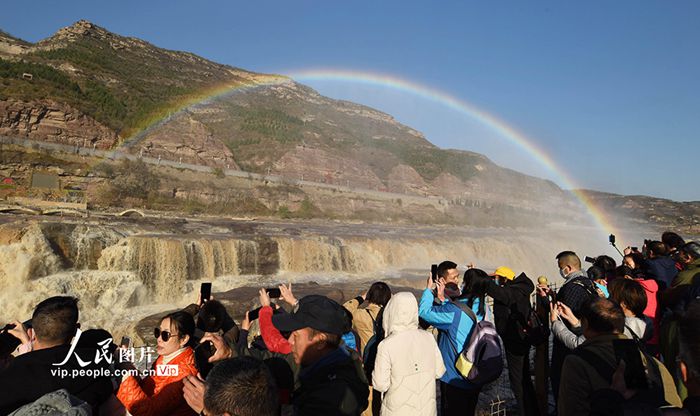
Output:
[130,112,239,169]
[0,99,119,149]
[274,146,385,189]
[0,33,29,57]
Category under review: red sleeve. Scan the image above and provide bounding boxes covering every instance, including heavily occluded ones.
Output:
[260,306,292,354]
[116,352,198,416]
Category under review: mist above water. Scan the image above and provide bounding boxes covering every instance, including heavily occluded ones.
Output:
[0,218,622,340]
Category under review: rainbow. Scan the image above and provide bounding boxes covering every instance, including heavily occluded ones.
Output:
[289,69,621,241]
[122,74,289,149]
[126,67,621,243]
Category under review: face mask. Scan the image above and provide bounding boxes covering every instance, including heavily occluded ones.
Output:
[559,268,567,279]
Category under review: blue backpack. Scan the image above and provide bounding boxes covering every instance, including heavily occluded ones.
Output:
[450,301,504,386]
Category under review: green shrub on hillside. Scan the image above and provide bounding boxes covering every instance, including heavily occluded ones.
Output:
[240,109,303,143]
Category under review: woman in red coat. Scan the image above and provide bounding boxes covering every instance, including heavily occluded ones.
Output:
[117,311,198,416]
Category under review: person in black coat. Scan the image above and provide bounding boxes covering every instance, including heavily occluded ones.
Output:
[485,266,538,416]
[0,296,112,415]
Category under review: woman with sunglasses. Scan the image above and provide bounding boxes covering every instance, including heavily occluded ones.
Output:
[117,311,198,416]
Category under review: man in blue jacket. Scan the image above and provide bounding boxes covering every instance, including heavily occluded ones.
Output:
[419,270,483,416]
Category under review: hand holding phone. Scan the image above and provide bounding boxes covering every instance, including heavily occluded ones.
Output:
[1,323,16,333]
[194,341,215,379]
[120,336,132,348]
[248,306,262,322]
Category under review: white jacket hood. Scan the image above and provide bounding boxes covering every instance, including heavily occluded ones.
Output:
[383,292,419,337]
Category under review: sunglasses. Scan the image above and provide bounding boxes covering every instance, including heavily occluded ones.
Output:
[153,327,179,342]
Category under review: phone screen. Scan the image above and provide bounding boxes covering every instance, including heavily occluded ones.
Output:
[612,339,648,390]
[248,306,262,321]
[266,288,281,298]
[200,283,212,302]
[120,336,132,348]
[431,264,438,282]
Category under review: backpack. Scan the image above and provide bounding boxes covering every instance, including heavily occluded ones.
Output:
[361,308,384,382]
[450,301,504,385]
[570,275,599,299]
[520,305,550,346]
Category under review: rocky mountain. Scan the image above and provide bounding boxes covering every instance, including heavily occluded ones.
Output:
[579,190,700,237]
[0,20,585,225]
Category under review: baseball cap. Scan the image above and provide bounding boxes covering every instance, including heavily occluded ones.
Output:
[490,266,516,280]
[682,241,700,259]
[272,295,349,335]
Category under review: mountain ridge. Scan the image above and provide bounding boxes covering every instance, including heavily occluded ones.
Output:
[1,19,691,233]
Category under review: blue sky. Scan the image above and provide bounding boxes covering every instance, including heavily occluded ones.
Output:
[2,1,698,200]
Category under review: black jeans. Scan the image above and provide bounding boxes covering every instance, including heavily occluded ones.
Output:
[505,347,538,416]
[439,381,481,416]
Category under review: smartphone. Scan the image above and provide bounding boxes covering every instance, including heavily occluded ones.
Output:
[612,339,648,389]
[200,282,212,303]
[248,306,262,321]
[584,256,597,264]
[431,264,438,282]
[120,336,132,348]
[609,234,616,245]
[266,288,282,298]
[631,247,639,252]
[548,290,557,305]
[194,341,215,379]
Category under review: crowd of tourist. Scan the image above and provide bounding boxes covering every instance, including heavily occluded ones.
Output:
[0,231,699,416]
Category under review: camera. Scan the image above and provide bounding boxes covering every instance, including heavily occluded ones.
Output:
[0,323,16,333]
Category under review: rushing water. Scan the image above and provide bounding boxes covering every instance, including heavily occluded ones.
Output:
[0,216,615,340]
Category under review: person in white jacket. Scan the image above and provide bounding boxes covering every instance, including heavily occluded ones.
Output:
[372,291,446,416]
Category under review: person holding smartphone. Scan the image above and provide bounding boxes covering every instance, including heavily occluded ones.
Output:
[558,298,681,416]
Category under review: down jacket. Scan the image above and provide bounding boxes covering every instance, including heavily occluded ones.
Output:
[116,347,198,416]
[373,292,445,416]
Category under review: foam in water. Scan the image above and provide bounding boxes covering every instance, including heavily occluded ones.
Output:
[0,224,62,287]
[0,221,613,342]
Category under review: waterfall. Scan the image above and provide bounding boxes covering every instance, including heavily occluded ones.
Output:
[0,220,612,330]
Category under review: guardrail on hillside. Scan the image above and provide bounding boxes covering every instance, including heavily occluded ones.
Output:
[0,135,448,210]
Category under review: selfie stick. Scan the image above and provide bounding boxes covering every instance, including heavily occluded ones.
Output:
[610,241,624,258]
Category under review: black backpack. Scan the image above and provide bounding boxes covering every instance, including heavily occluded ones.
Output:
[570,275,599,299]
[520,305,550,346]
[362,308,384,382]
